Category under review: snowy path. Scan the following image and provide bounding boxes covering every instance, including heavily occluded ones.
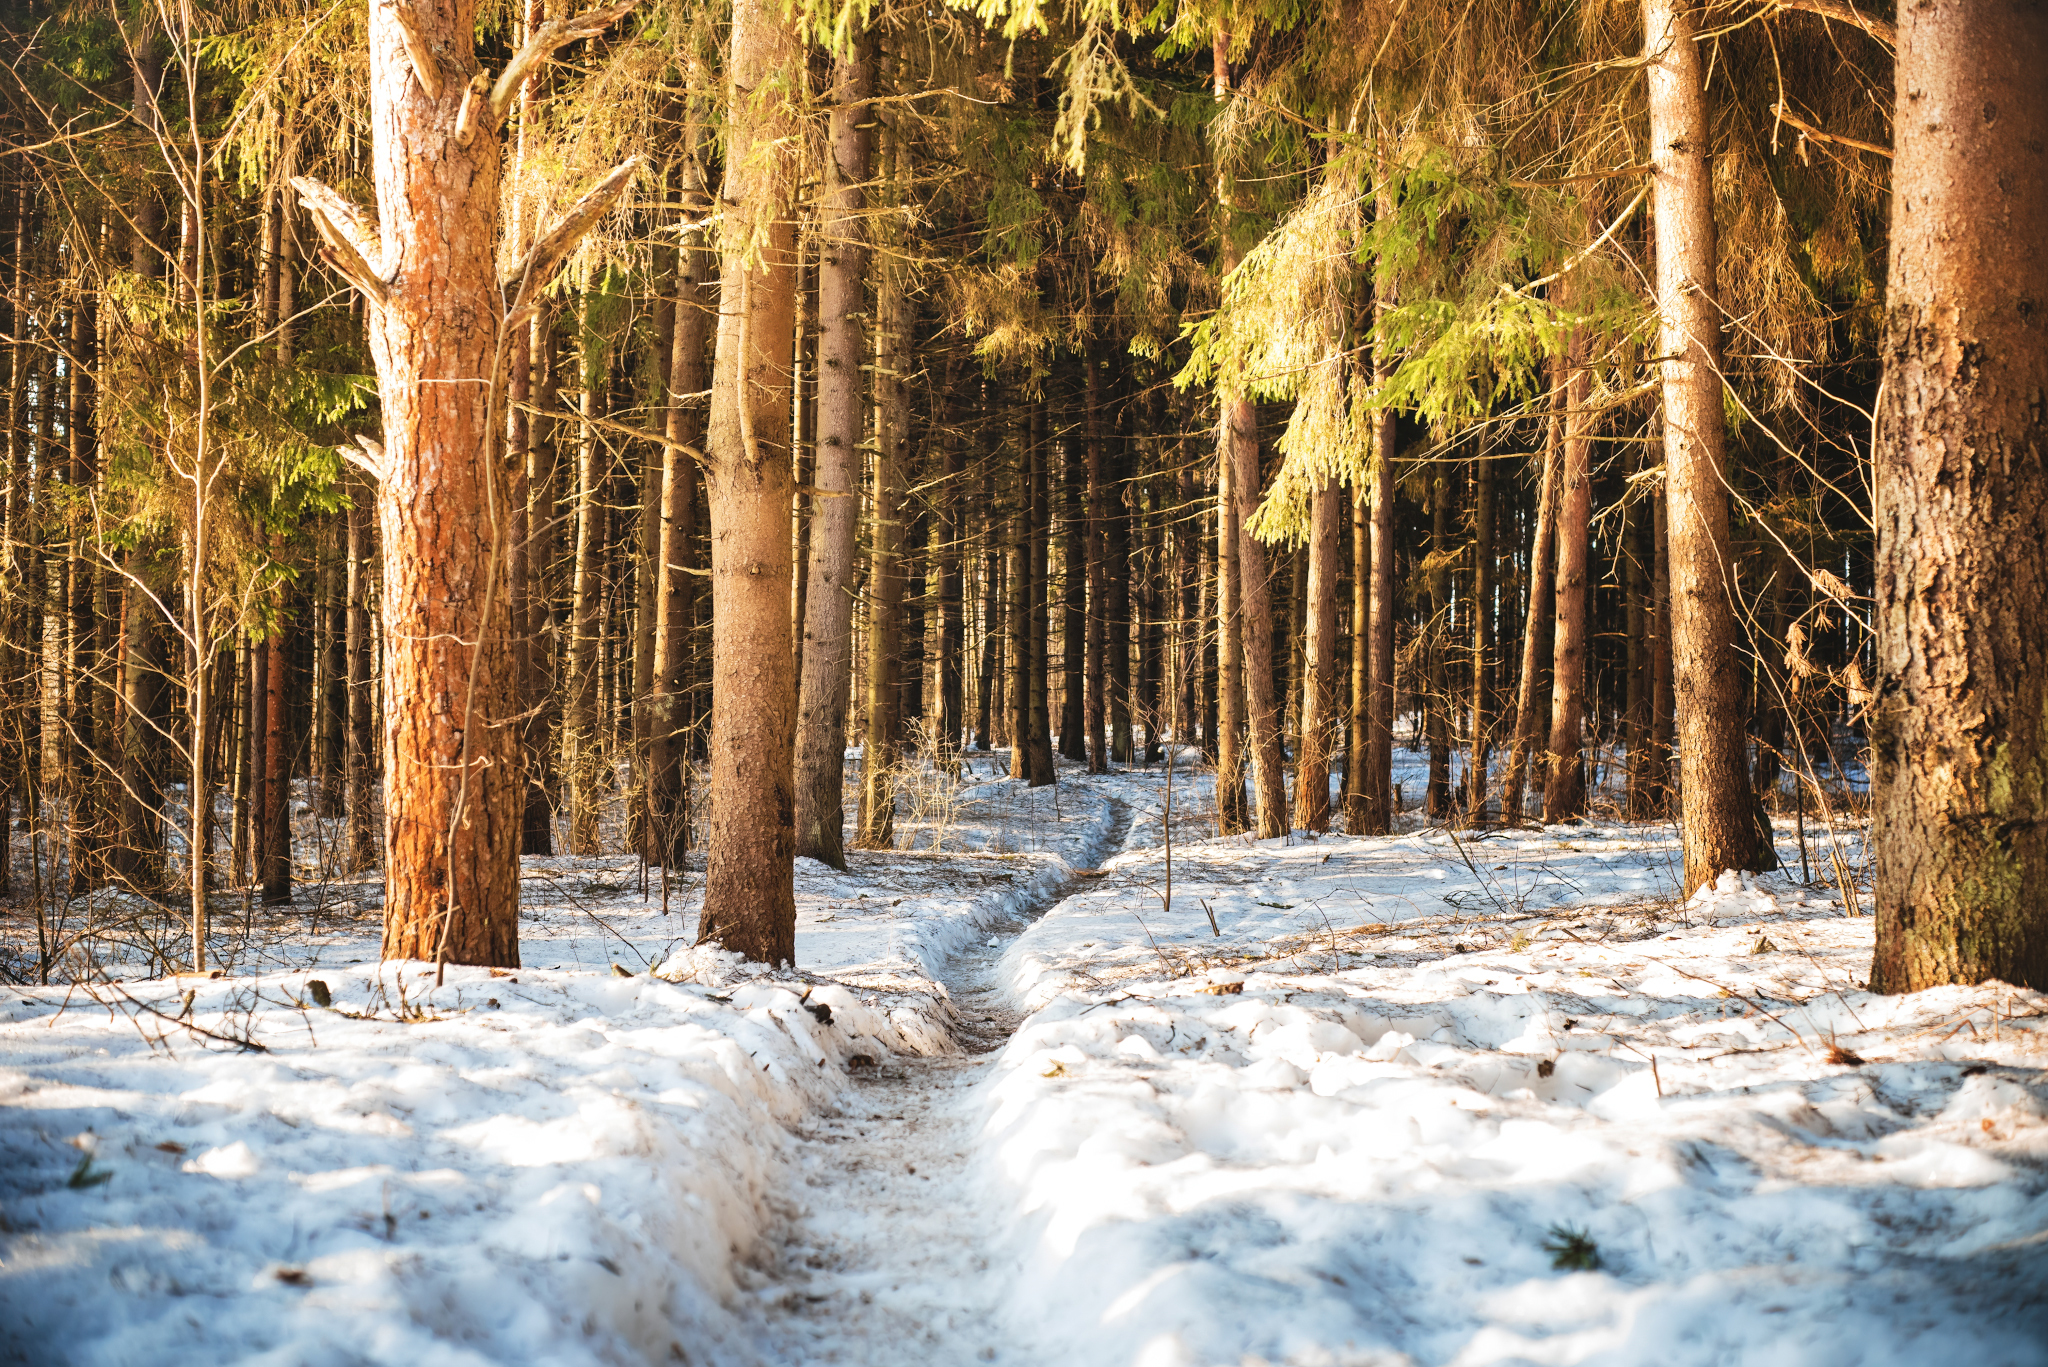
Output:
[750,794,1138,1367]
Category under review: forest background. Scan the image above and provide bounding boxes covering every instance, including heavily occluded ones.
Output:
[0,0,2036,994]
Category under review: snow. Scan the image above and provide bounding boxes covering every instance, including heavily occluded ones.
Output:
[4,757,2043,1366]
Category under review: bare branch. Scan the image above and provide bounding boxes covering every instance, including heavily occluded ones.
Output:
[1770,0,1895,46]
[490,1,638,123]
[345,434,391,483]
[384,0,446,100]
[1772,102,1892,159]
[289,175,391,305]
[502,156,643,302]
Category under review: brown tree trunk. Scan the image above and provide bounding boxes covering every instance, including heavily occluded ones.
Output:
[1214,403,1249,831]
[1872,0,2048,993]
[937,369,965,759]
[345,482,376,871]
[698,0,802,963]
[1227,403,1287,838]
[1344,483,1370,830]
[1468,446,1495,818]
[1027,404,1056,783]
[261,598,291,905]
[565,299,608,856]
[650,115,713,864]
[1361,167,1399,836]
[1296,480,1339,831]
[1644,0,1764,891]
[1060,388,1087,762]
[1426,465,1453,819]
[1085,344,1110,774]
[794,33,874,867]
[860,204,906,843]
[1624,444,1656,818]
[1543,327,1593,823]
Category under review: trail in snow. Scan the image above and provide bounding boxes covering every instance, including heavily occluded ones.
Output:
[750,791,1138,1367]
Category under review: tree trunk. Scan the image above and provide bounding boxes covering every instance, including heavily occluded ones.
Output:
[261,599,291,905]
[1543,327,1593,823]
[860,201,906,843]
[1624,443,1656,818]
[1027,402,1056,784]
[698,0,802,963]
[565,298,608,857]
[1227,402,1287,838]
[650,115,714,864]
[937,365,964,759]
[1468,445,1495,818]
[1085,344,1110,773]
[1644,0,1764,891]
[519,308,560,857]
[1296,480,1339,831]
[793,33,874,867]
[1060,392,1087,761]
[1872,0,2048,993]
[1214,403,1249,831]
[302,0,583,967]
[1360,167,1399,836]
[1426,465,1453,819]
[345,482,376,871]
[1344,483,1370,829]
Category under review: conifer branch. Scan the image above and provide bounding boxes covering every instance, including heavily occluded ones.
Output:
[289,176,391,307]
[1770,0,1895,46]
[383,0,446,100]
[501,156,643,303]
[490,1,637,124]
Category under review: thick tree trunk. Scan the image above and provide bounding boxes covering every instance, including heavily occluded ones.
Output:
[697,0,802,964]
[793,34,875,868]
[314,0,556,967]
[1543,328,1593,823]
[1644,0,1764,891]
[1872,0,2048,993]
[1296,480,1339,831]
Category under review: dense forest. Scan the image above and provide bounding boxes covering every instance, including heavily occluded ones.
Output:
[0,0,2037,993]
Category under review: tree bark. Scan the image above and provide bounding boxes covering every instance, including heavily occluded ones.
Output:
[345,481,376,871]
[697,0,802,964]
[261,599,291,905]
[1645,0,1765,891]
[1360,167,1399,836]
[1085,344,1110,774]
[1214,402,1249,831]
[1872,0,2048,993]
[565,297,608,856]
[1468,445,1495,818]
[793,33,875,868]
[1502,405,1559,820]
[1227,404,1287,838]
[1426,465,1453,819]
[650,114,714,865]
[1296,480,1340,831]
[859,195,906,843]
[1344,483,1370,829]
[1543,327,1593,823]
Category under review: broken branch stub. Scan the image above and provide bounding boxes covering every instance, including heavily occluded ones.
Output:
[490,0,638,124]
[502,156,643,309]
[290,176,391,307]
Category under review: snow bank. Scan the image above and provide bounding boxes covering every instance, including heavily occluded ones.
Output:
[972,820,2048,1367]
[0,960,904,1367]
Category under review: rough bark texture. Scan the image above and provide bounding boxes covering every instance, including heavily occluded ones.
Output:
[1213,403,1248,831]
[793,36,874,868]
[1296,480,1340,831]
[697,0,801,964]
[1872,0,2048,993]
[1645,0,1764,892]
[363,0,520,967]
[1543,328,1593,823]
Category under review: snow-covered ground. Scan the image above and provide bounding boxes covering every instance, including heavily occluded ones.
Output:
[4,752,2042,1367]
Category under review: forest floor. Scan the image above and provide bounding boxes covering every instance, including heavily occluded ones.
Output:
[2,752,2045,1366]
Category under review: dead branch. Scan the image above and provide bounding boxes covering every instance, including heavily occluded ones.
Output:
[490,1,638,124]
